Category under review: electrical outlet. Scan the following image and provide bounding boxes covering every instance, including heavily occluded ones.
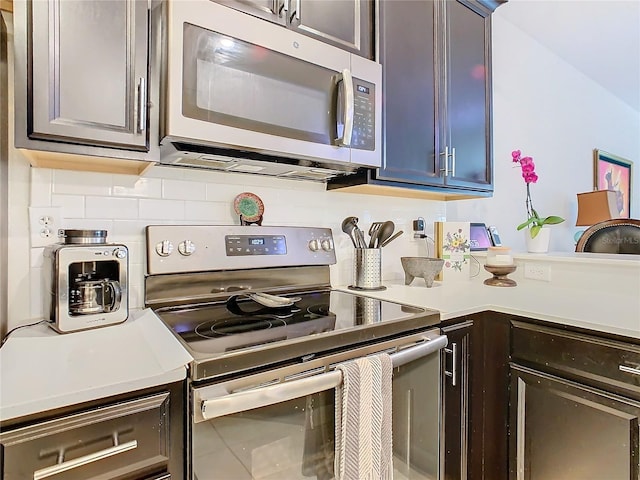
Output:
[29,207,63,247]
[524,262,552,282]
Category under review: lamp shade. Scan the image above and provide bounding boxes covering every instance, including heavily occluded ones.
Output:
[576,190,620,226]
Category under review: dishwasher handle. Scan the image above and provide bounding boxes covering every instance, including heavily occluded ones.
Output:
[200,334,448,421]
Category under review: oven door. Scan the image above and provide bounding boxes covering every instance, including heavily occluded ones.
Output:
[190,330,447,480]
[164,0,381,168]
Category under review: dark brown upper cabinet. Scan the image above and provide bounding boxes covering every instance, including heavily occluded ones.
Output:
[328,0,505,199]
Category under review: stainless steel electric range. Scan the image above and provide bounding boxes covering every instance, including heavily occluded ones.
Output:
[145,225,446,480]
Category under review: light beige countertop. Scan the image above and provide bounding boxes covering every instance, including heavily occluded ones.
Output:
[2,252,638,423]
[0,309,193,422]
[336,252,640,339]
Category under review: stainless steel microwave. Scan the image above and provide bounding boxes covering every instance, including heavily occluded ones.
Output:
[160,1,382,181]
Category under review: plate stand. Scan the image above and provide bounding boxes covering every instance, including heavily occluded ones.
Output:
[240,214,263,226]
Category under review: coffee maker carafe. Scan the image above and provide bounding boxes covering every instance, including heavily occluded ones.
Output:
[44,230,128,333]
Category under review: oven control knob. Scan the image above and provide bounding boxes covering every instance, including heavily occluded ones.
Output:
[308,239,320,252]
[178,240,196,256]
[321,239,334,251]
[113,248,127,259]
[155,240,174,257]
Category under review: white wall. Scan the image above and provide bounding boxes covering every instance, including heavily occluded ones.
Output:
[448,6,640,252]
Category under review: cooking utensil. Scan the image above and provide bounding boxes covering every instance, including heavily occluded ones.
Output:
[342,216,367,248]
[248,292,302,308]
[368,222,384,248]
[354,225,367,249]
[342,216,360,248]
[380,230,404,247]
[374,220,395,248]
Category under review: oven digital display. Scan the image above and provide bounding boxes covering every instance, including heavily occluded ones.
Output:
[225,235,287,256]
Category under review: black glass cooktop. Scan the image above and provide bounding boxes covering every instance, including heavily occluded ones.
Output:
[154,289,440,380]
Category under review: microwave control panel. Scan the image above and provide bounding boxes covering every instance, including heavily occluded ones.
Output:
[351,79,376,151]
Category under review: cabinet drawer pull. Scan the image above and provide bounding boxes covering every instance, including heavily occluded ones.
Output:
[33,438,138,480]
[619,364,640,376]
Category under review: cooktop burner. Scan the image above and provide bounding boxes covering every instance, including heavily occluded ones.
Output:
[195,317,288,338]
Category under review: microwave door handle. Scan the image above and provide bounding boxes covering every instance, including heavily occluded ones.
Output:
[335,69,354,147]
[200,334,448,421]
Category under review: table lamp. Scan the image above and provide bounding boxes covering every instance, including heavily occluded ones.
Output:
[575,190,619,243]
[576,190,619,226]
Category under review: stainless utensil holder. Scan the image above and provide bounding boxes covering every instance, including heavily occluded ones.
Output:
[349,248,386,291]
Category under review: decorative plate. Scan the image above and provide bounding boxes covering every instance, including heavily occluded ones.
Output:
[233,192,264,222]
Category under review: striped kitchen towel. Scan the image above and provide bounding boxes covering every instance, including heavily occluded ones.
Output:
[334,353,393,480]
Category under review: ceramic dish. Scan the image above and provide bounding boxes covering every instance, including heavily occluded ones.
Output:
[233,192,264,222]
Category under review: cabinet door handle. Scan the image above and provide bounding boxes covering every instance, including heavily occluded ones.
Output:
[619,364,640,376]
[439,146,449,176]
[450,147,456,177]
[33,436,138,479]
[137,77,147,134]
[444,342,457,387]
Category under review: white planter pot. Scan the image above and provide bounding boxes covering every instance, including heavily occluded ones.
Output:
[525,227,551,253]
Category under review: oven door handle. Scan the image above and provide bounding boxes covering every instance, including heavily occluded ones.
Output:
[200,334,448,421]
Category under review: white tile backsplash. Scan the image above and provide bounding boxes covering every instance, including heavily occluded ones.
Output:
[162,179,207,201]
[14,166,445,327]
[205,182,251,201]
[86,196,139,220]
[30,267,44,319]
[112,175,162,198]
[30,169,52,206]
[52,194,85,218]
[139,198,185,220]
[184,200,233,222]
[111,220,149,242]
[52,170,113,196]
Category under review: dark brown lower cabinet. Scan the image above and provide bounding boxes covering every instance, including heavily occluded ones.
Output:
[509,364,640,480]
[0,381,185,480]
[441,312,512,480]
[441,320,473,480]
[509,320,640,480]
[441,313,640,480]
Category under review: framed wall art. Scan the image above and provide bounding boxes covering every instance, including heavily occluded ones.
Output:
[594,149,632,218]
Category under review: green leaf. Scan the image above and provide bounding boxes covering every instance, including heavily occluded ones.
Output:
[542,215,565,225]
[531,208,541,219]
[530,224,542,238]
[516,218,536,230]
